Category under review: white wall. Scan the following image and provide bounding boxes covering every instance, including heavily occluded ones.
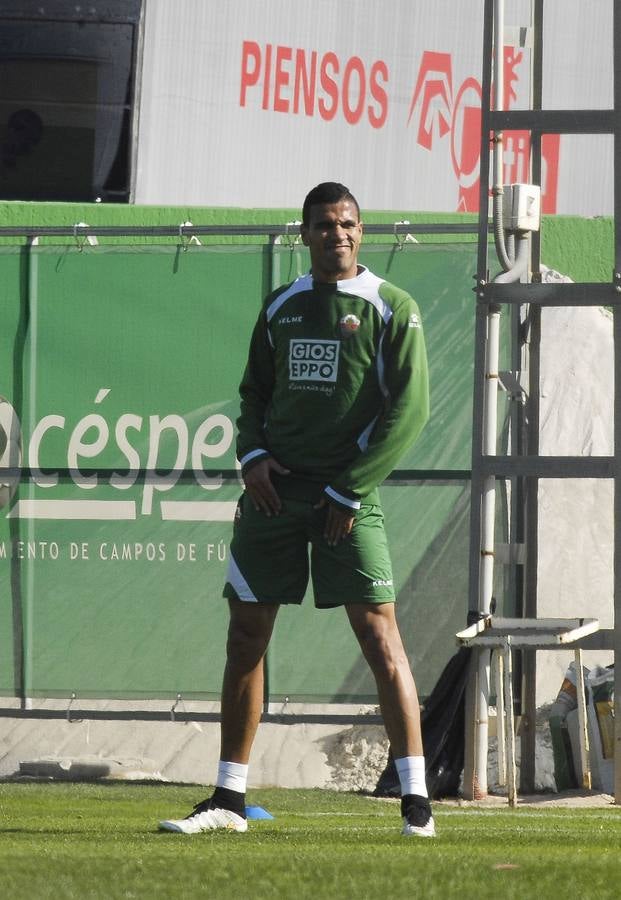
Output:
[134,0,614,215]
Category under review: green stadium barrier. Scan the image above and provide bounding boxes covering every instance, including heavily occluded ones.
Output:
[0,241,509,702]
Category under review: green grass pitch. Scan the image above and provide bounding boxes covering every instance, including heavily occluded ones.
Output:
[1,783,620,899]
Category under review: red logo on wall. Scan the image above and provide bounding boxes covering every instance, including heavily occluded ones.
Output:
[238,40,560,214]
[407,49,560,213]
[239,41,389,128]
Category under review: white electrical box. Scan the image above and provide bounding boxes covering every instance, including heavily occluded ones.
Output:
[502,183,541,232]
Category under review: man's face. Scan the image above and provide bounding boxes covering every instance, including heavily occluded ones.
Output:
[300,200,363,282]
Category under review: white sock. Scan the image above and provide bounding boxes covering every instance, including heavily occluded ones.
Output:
[394,755,428,798]
[216,760,248,794]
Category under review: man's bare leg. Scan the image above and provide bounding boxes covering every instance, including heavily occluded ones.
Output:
[159,598,278,833]
[346,602,435,837]
[220,598,280,762]
[346,602,422,757]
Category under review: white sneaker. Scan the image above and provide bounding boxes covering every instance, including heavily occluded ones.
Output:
[402,814,436,837]
[400,794,436,838]
[159,799,248,834]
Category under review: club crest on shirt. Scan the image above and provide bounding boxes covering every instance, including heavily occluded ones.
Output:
[408,313,420,328]
[339,314,360,339]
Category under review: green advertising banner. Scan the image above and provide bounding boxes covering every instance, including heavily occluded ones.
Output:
[0,241,504,702]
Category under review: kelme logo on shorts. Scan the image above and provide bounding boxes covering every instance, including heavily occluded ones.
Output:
[289,339,340,382]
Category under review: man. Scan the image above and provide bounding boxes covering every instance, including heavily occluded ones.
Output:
[159,182,434,838]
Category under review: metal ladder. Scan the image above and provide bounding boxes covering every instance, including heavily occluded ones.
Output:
[463,0,621,801]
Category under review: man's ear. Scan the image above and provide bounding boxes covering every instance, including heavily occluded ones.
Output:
[300,224,309,246]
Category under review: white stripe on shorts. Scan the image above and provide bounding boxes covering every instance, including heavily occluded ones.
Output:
[226,553,258,602]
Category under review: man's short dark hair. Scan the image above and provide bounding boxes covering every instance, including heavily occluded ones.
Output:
[302,182,360,226]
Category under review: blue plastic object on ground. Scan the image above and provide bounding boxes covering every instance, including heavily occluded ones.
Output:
[245,805,274,820]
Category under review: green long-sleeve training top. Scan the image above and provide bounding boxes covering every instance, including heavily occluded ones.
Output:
[236,266,430,511]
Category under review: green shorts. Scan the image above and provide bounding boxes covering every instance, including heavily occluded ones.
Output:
[223,493,395,608]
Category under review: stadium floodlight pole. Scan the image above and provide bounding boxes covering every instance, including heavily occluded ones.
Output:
[491,0,513,275]
[481,236,530,597]
[469,0,508,801]
[472,0,539,799]
[475,237,529,798]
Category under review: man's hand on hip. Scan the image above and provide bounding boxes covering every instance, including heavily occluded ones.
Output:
[243,457,289,516]
[314,495,355,546]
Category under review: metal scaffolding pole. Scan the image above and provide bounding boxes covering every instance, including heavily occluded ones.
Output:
[613,0,621,805]
[464,0,620,803]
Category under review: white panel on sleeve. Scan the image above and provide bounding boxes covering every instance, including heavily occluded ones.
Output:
[240,448,269,468]
[324,486,362,510]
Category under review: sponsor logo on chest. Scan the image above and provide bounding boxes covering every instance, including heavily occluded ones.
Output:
[289,339,340,382]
